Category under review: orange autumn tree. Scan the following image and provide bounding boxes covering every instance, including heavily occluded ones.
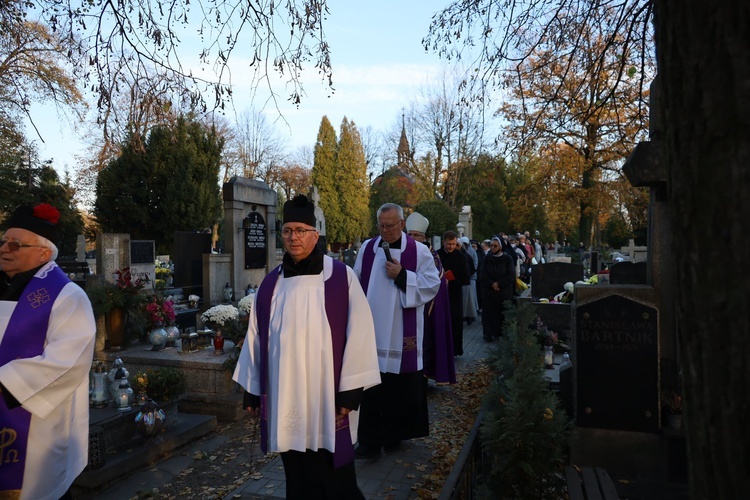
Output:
[498,10,652,247]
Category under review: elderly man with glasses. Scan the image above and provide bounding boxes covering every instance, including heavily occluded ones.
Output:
[352,203,440,459]
[0,203,96,499]
[234,194,380,499]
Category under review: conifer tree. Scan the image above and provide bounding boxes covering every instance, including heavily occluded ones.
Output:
[311,116,339,240]
[335,117,370,243]
[95,115,223,254]
[481,303,568,497]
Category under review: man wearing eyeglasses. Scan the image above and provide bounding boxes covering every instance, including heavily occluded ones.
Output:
[234,194,380,498]
[0,203,96,499]
[353,203,440,459]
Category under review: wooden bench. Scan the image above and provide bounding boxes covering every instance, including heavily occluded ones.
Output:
[565,466,620,500]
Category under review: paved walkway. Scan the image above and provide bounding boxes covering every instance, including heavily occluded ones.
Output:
[227,320,490,500]
[93,320,491,500]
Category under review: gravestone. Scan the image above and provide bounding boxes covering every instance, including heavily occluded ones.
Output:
[458,205,473,239]
[243,211,267,269]
[590,251,600,274]
[96,233,130,280]
[76,234,86,262]
[576,293,659,433]
[129,240,156,289]
[517,299,574,341]
[531,262,584,299]
[223,177,278,295]
[618,239,648,263]
[173,231,213,298]
[609,261,648,285]
[548,255,572,263]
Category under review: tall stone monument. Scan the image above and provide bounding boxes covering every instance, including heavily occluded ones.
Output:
[222,177,278,300]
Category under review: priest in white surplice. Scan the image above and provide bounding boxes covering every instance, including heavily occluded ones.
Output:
[352,203,440,459]
[0,203,96,500]
[233,195,380,499]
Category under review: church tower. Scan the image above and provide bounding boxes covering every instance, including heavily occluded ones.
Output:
[397,112,410,166]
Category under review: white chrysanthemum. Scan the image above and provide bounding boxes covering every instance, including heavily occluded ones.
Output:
[237,295,254,314]
[201,304,239,327]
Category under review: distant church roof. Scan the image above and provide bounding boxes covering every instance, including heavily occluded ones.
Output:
[397,112,411,167]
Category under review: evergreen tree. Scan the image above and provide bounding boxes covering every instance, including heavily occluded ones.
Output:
[0,156,83,257]
[335,117,370,243]
[94,115,223,254]
[311,116,339,239]
[413,198,457,239]
[454,153,512,240]
[481,303,568,497]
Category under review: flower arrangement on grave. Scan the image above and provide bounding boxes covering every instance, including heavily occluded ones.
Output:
[237,294,254,315]
[132,371,149,393]
[188,294,200,308]
[552,282,575,303]
[533,317,570,351]
[155,267,171,278]
[145,296,176,327]
[87,267,146,317]
[202,305,246,360]
[201,304,239,330]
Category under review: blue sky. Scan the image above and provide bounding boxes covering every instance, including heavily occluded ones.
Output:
[29,1,453,174]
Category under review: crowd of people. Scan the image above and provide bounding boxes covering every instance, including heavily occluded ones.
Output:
[233,199,552,499]
[0,197,549,499]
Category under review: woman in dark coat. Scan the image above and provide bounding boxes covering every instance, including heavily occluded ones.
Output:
[479,236,516,341]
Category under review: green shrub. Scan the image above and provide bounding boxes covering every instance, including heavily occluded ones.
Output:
[480,302,569,497]
[145,367,187,403]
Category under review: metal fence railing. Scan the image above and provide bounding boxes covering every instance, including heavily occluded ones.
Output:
[438,410,490,500]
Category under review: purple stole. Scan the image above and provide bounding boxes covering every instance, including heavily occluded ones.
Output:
[0,265,69,493]
[424,252,456,385]
[359,236,419,373]
[256,259,354,468]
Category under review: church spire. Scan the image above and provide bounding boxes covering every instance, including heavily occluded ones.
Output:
[397,110,410,166]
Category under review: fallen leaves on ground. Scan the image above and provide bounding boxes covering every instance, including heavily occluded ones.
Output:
[129,364,492,500]
[415,361,492,498]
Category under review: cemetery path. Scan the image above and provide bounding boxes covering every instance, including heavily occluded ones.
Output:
[93,322,494,500]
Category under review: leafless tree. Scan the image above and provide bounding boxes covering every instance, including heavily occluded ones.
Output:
[225,108,289,184]
[4,0,333,136]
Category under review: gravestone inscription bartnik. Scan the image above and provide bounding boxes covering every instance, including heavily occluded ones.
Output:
[576,294,659,433]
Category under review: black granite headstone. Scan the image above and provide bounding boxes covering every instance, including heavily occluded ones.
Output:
[531,262,584,300]
[526,302,573,340]
[609,261,648,284]
[243,211,267,269]
[130,240,155,264]
[576,294,659,432]
[590,251,600,274]
[173,231,212,297]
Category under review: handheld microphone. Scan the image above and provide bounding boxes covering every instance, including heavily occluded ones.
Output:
[382,241,394,263]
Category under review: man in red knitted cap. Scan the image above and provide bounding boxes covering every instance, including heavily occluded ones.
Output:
[0,203,96,499]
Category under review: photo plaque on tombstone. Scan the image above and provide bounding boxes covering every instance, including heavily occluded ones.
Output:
[244,212,267,269]
[576,294,659,432]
